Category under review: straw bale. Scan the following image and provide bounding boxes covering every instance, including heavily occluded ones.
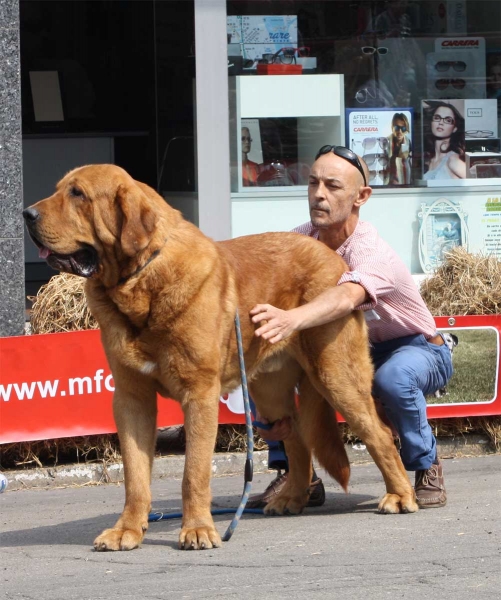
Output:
[0,435,121,470]
[214,425,269,453]
[420,247,501,316]
[29,273,98,334]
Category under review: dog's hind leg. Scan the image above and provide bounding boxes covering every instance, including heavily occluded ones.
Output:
[297,377,350,492]
[249,359,312,515]
[298,318,417,514]
[310,372,417,514]
[94,365,158,551]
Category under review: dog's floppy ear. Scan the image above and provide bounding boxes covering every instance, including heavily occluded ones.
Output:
[116,184,157,257]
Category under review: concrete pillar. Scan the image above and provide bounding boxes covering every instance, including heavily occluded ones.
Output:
[0,0,25,337]
[194,0,231,241]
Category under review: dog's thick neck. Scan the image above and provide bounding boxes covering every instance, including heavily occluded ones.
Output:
[100,237,168,290]
[116,242,165,286]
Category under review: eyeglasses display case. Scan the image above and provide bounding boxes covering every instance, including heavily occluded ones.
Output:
[229,74,345,236]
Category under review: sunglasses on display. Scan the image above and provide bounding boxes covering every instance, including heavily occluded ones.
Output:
[435,61,467,72]
[355,87,378,104]
[272,48,296,64]
[265,46,311,65]
[290,46,310,57]
[393,125,407,132]
[315,145,367,186]
[435,78,466,90]
[362,137,389,151]
[432,114,455,125]
[363,154,389,169]
[362,46,389,55]
[465,130,494,138]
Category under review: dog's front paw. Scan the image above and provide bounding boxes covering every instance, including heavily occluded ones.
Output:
[263,492,307,516]
[179,525,221,550]
[94,527,144,551]
[377,492,419,514]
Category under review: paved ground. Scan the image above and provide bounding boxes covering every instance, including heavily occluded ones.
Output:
[1,454,500,600]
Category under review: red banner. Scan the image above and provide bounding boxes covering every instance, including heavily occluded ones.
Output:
[1,316,500,443]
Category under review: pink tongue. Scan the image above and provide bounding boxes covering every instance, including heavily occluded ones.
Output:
[39,247,51,259]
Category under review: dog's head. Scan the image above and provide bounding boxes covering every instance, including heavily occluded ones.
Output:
[23,164,168,281]
[442,333,459,353]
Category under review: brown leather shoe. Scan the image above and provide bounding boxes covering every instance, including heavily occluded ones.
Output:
[307,477,326,507]
[246,471,326,509]
[415,460,447,508]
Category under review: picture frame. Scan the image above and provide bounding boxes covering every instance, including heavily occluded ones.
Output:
[418,198,469,273]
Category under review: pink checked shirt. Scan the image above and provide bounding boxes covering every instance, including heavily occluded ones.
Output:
[292,220,437,343]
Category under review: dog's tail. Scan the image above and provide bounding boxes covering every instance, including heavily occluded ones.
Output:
[297,378,350,491]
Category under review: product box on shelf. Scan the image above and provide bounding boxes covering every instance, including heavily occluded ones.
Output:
[465,152,501,178]
[465,138,500,154]
[256,64,302,75]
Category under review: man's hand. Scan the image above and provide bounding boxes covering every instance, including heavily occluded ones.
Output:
[254,415,292,442]
[250,304,300,344]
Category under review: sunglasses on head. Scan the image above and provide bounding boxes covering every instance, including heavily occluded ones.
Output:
[315,145,367,186]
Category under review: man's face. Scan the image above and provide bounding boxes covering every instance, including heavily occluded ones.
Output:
[241,128,252,154]
[307,153,363,229]
[392,118,407,142]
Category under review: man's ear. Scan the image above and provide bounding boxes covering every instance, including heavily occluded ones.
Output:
[354,185,372,209]
[116,184,157,257]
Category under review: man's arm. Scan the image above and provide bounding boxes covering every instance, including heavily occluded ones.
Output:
[250,282,368,344]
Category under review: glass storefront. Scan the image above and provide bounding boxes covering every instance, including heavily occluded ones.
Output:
[226,1,501,274]
[17,0,501,291]
[20,0,197,295]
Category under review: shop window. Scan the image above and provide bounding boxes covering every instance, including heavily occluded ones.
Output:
[226,1,501,191]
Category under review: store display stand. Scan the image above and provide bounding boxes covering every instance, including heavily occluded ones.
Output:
[229,74,345,236]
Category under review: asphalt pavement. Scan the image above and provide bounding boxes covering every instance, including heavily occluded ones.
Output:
[1,454,500,600]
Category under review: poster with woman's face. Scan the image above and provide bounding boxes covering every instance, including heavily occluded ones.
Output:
[346,107,413,186]
[421,99,466,181]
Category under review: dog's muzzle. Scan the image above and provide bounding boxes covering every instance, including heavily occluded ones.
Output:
[23,208,99,278]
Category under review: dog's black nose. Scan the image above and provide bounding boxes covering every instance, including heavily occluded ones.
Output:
[23,208,40,222]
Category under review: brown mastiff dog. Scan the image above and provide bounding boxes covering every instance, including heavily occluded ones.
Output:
[23,164,417,551]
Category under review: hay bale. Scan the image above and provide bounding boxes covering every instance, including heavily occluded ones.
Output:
[420,247,501,316]
[29,273,98,334]
[0,434,121,470]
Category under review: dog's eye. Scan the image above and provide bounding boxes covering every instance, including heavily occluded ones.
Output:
[70,186,84,198]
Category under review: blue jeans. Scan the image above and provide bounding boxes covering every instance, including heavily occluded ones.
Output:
[371,333,453,471]
[262,333,453,473]
[249,398,288,471]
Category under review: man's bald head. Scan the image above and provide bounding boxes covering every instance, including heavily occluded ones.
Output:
[307,150,372,234]
[313,146,369,188]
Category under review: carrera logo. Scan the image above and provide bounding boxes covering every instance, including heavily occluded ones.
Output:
[442,40,479,47]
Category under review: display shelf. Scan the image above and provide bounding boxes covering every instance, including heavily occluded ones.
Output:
[229,74,345,194]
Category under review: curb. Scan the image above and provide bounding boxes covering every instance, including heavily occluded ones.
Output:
[3,434,496,492]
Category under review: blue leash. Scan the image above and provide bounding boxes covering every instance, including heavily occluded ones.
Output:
[148,309,259,538]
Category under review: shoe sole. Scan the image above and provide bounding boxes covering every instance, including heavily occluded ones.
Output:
[416,500,447,509]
